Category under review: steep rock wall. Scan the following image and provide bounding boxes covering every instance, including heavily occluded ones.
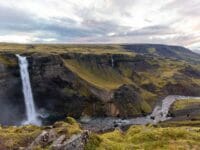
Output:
[0,51,200,125]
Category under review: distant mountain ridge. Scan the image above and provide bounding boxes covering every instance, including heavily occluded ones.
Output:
[122,44,200,63]
[193,50,200,54]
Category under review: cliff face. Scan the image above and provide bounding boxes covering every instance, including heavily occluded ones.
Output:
[0,44,200,125]
[0,53,25,125]
[0,52,152,125]
[28,53,153,123]
[28,53,91,123]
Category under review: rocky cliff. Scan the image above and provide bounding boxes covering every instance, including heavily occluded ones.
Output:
[0,53,25,125]
[0,44,200,125]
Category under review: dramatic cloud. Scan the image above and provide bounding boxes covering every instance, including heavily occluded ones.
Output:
[0,0,199,50]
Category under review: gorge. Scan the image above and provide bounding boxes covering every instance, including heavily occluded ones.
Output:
[83,95,200,132]
[0,44,200,149]
[0,44,199,126]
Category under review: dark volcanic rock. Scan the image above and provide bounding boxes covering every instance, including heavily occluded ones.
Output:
[162,82,200,96]
[181,66,200,78]
[28,127,89,150]
[0,53,25,125]
[51,131,89,150]
[28,54,87,123]
[27,53,111,124]
[141,83,157,93]
[170,108,200,118]
[169,101,200,119]
[112,85,151,117]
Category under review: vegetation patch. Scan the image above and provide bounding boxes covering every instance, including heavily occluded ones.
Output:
[53,117,81,137]
[171,99,200,111]
[138,59,186,89]
[0,43,135,55]
[0,117,82,149]
[0,55,16,66]
[64,59,132,90]
[148,47,156,54]
[159,120,200,127]
[0,125,42,149]
[87,125,200,150]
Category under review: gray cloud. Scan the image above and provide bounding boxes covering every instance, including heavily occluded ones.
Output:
[0,0,199,50]
[124,25,175,36]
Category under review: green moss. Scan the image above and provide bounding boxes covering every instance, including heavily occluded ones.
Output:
[84,133,102,150]
[97,129,131,150]
[93,126,200,150]
[65,116,77,125]
[137,58,188,89]
[159,120,200,127]
[53,120,81,137]
[32,145,50,150]
[0,43,135,55]
[171,99,200,111]
[140,100,152,113]
[118,63,133,78]
[64,59,132,90]
[0,125,42,149]
[140,89,157,106]
[0,117,82,149]
[148,48,156,54]
[0,55,16,66]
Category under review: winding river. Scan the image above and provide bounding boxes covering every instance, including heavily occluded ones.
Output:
[82,95,200,132]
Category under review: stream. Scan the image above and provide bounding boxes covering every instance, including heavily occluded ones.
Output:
[82,95,200,132]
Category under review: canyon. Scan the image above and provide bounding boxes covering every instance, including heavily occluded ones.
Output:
[0,44,200,126]
[0,43,200,149]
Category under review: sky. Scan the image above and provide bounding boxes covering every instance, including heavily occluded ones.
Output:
[0,0,200,51]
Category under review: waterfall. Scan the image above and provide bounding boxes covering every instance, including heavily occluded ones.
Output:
[111,55,114,67]
[16,54,41,126]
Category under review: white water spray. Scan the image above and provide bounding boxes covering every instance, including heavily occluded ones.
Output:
[16,54,41,125]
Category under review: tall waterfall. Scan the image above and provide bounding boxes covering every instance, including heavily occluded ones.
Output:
[111,55,114,67]
[16,54,41,125]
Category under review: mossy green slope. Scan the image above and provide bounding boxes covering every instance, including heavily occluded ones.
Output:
[86,125,200,150]
[0,117,81,149]
[0,43,134,55]
[171,99,200,111]
[0,125,42,149]
[65,59,132,90]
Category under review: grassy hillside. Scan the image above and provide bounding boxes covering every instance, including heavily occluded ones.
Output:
[85,125,200,150]
[171,98,200,111]
[64,59,132,90]
[122,44,200,63]
[1,117,200,150]
[0,43,134,55]
[0,117,81,149]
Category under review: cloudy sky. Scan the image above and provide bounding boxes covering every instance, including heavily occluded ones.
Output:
[0,0,200,50]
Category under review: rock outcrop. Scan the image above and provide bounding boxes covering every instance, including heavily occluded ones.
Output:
[29,129,89,150]
[51,131,89,150]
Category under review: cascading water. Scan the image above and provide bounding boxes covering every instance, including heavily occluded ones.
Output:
[16,54,41,125]
[83,95,200,131]
[111,55,114,67]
